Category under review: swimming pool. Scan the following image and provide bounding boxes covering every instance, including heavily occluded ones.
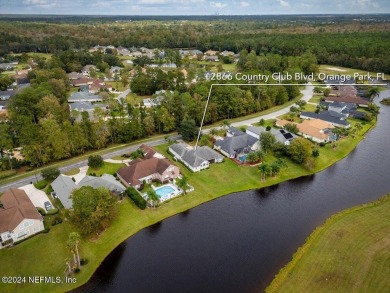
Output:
[238,154,247,163]
[154,184,181,202]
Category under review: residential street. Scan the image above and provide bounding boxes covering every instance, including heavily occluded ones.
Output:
[0,84,313,193]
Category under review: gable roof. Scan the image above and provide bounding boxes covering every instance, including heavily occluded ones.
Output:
[51,175,77,209]
[215,134,257,156]
[117,157,173,186]
[0,188,42,233]
[68,91,102,102]
[170,143,222,169]
[300,111,350,127]
[139,144,157,159]
[78,174,125,193]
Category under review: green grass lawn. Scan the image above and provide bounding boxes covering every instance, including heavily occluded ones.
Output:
[301,103,317,112]
[0,116,376,293]
[63,168,80,176]
[266,193,390,293]
[308,95,322,104]
[87,162,125,176]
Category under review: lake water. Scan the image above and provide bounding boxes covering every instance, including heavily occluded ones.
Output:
[76,87,390,293]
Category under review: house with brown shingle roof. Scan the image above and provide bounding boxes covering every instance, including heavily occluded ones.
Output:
[297,119,336,143]
[117,148,180,189]
[0,188,44,248]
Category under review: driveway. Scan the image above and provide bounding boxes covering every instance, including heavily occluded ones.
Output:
[63,165,88,184]
[19,184,51,210]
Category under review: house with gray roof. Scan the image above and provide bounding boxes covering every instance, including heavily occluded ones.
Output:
[68,91,102,103]
[169,143,223,172]
[51,174,125,209]
[214,133,258,159]
[246,126,297,146]
[300,111,351,128]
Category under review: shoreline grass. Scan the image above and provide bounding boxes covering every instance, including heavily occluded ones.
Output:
[266,193,390,293]
[0,114,376,293]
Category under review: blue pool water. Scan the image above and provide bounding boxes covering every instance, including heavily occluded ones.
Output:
[238,154,247,162]
[155,185,175,198]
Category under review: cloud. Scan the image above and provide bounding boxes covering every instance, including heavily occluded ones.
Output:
[240,1,250,7]
[278,0,290,8]
[210,2,227,8]
[23,0,57,8]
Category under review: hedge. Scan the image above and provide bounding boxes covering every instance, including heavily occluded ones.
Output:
[126,187,147,210]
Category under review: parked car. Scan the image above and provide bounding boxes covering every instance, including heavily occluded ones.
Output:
[44,201,53,211]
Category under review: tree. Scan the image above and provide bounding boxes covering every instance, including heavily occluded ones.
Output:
[270,161,281,177]
[288,137,312,164]
[284,123,299,134]
[88,155,103,169]
[260,132,276,153]
[70,186,118,237]
[41,167,60,181]
[176,175,190,194]
[67,232,81,269]
[258,163,271,182]
[146,189,160,208]
[179,118,198,141]
[367,87,380,102]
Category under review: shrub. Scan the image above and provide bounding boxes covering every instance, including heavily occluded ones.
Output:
[74,268,81,274]
[34,180,48,190]
[80,258,88,266]
[266,126,271,131]
[126,187,147,210]
[0,170,17,180]
[51,216,63,226]
[46,208,59,215]
[259,118,265,125]
[37,207,46,216]
[88,155,104,169]
[41,167,60,181]
[312,149,320,157]
[319,142,326,147]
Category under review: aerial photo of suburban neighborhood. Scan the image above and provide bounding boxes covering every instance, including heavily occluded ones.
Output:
[0,1,390,292]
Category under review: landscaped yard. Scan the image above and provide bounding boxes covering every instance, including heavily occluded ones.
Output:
[308,95,322,104]
[63,168,80,176]
[0,116,376,293]
[267,193,390,293]
[87,162,125,176]
[301,103,317,112]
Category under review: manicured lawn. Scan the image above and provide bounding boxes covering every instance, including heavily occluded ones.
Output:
[301,103,317,112]
[267,193,390,293]
[308,95,322,104]
[87,162,125,176]
[0,116,376,293]
[63,168,80,176]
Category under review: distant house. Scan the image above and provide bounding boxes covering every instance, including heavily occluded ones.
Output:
[0,63,16,71]
[67,72,83,80]
[300,111,351,128]
[81,65,97,76]
[51,174,125,209]
[0,188,44,248]
[117,146,180,189]
[205,56,219,62]
[0,90,16,101]
[220,50,235,57]
[72,78,97,87]
[214,127,258,158]
[246,126,297,145]
[325,85,370,107]
[69,101,107,121]
[169,143,223,172]
[204,50,218,56]
[68,92,102,103]
[110,66,123,74]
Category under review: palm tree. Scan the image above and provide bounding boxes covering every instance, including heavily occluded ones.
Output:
[354,123,363,132]
[221,119,230,129]
[67,232,81,268]
[255,150,265,163]
[176,175,190,194]
[147,189,160,208]
[367,87,380,102]
[258,163,270,182]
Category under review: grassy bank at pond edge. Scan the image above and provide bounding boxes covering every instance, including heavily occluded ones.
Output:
[0,117,376,293]
[266,193,390,293]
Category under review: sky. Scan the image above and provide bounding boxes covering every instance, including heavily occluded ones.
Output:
[0,0,389,15]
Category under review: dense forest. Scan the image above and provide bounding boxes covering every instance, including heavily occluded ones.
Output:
[0,15,389,73]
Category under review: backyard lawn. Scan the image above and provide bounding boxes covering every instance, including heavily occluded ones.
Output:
[267,194,390,293]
